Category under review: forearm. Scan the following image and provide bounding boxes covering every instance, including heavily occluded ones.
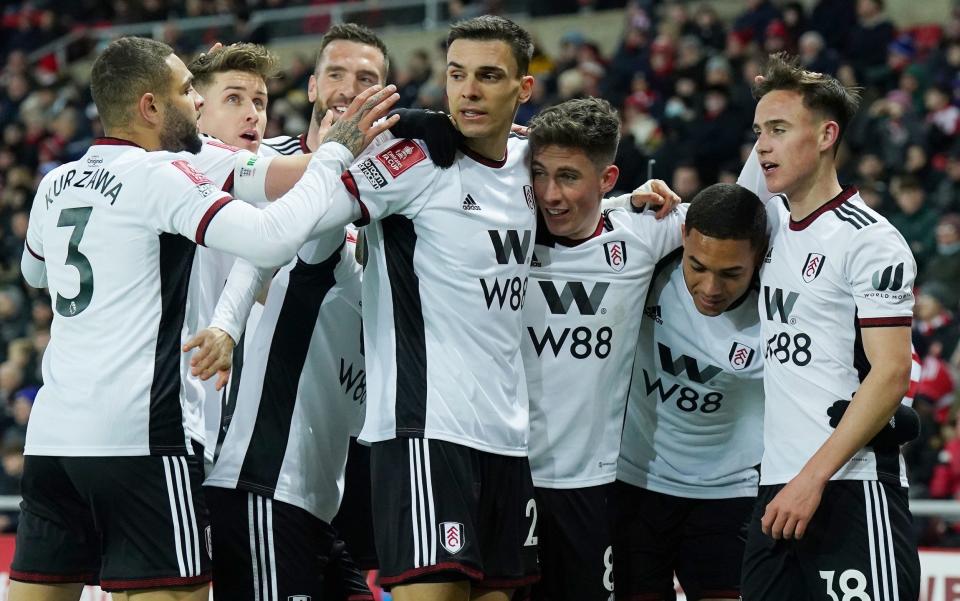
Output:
[264,153,312,201]
[204,142,356,268]
[209,258,268,343]
[801,365,910,483]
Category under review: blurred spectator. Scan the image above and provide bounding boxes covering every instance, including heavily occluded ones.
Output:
[919,214,960,305]
[846,0,895,79]
[798,31,839,75]
[932,147,960,213]
[691,3,726,52]
[889,176,939,270]
[732,0,781,47]
[914,282,960,360]
[671,162,701,203]
[809,0,858,53]
[925,84,960,157]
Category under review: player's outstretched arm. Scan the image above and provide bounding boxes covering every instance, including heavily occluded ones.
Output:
[202,85,400,268]
[761,326,912,541]
[601,179,681,217]
[182,327,235,391]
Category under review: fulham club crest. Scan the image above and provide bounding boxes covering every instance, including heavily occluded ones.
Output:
[604,241,627,272]
[523,185,536,212]
[440,522,465,554]
[729,342,755,371]
[801,252,825,283]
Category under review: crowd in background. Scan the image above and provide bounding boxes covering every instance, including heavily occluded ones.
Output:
[0,0,959,545]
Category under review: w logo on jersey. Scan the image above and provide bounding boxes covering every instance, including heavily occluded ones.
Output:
[872,262,904,291]
[604,241,627,272]
[440,522,465,554]
[728,342,756,371]
[539,281,609,315]
[801,253,825,283]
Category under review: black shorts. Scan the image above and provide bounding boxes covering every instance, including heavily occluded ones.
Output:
[12,453,210,591]
[370,437,539,589]
[530,485,614,601]
[205,486,372,601]
[332,437,378,570]
[612,481,754,600]
[741,480,920,601]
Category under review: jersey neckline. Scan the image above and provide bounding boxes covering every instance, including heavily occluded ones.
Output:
[789,186,857,231]
[459,143,507,168]
[93,137,144,149]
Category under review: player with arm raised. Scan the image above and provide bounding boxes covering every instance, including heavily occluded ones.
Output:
[736,53,920,601]
[12,36,396,601]
[520,97,684,601]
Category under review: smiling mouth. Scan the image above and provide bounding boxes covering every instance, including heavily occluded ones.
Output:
[544,208,568,216]
[761,161,779,173]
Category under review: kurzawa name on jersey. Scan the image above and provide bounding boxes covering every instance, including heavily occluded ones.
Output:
[44,162,124,207]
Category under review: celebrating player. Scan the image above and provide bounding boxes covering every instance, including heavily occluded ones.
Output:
[737,53,920,600]
[615,183,766,601]
[12,36,397,601]
[521,97,684,601]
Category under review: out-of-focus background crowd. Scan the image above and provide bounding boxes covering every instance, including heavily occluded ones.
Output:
[0,0,959,545]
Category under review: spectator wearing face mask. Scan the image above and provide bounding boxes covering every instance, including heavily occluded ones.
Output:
[919,214,960,307]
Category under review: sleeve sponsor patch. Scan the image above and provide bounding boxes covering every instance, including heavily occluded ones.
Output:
[357,158,388,189]
[171,159,215,186]
[375,139,426,178]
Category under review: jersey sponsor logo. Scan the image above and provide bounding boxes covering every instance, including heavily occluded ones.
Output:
[86,155,103,167]
[338,358,366,404]
[658,342,722,384]
[531,251,542,268]
[801,252,825,283]
[171,159,214,186]
[603,241,627,272]
[644,304,662,324]
[763,286,799,324]
[764,247,773,263]
[356,158,387,189]
[872,262,905,292]
[729,341,756,371]
[538,280,608,315]
[440,522,465,554]
[375,140,426,177]
[523,185,536,212]
[462,194,482,211]
[488,229,532,264]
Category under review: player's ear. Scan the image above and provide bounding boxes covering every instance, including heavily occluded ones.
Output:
[138,92,161,126]
[518,75,535,104]
[599,164,619,195]
[307,74,318,103]
[819,120,840,153]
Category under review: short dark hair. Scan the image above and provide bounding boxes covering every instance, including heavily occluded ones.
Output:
[448,15,534,76]
[316,23,389,76]
[528,97,620,167]
[754,52,861,149]
[188,43,279,91]
[91,37,174,129]
[685,183,767,250]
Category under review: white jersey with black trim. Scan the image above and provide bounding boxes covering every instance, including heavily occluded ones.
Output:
[23,138,235,456]
[343,136,535,456]
[180,136,269,454]
[261,133,309,157]
[618,250,764,498]
[205,232,364,522]
[738,150,915,486]
[524,207,686,488]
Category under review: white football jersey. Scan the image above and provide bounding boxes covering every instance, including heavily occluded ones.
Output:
[261,134,309,157]
[205,233,364,521]
[525,207,686,488]
[342,136,535,456]
[180,136,267,454]
[618,250,764,498]
[739,150,915,486]
[24,138,236,456]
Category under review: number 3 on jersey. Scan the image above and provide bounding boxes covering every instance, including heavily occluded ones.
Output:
[55,207,94,317]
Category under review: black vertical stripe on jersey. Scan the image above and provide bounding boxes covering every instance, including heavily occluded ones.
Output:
[236,246,343,493]
[853,312,903,485]
[214,331,246,463]
[149,234,195,455]
[383,215,428,435]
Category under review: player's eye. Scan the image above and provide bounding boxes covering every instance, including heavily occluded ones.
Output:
[360,76,377,86]
[226,95,239,103]
[689,263,705,272]
[254,99,265,110]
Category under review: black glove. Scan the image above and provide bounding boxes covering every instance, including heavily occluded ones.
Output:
[826,400,921,447]
[388,108,462,168]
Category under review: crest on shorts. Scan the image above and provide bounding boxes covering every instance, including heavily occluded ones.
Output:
[288,596,311,601]
[604,241,627,272]
[801,252,825,283]
[523,185,536,212]
[728,341,755,371]
[440,521,465,554]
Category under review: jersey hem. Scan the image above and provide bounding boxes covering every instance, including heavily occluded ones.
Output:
[24,444,188,456]
[760,471,908,487]
[359,430,527,457]
[203,480,339,524]
[621,475,760,499]
[531,473,616,489]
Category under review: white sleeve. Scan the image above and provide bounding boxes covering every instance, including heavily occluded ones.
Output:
[637,203,687,260]
[341,138,441,223]
[600,193,632,211]
[846,221,916,328]
[232,152,273,203]
[201,142,358,268]
[22,185,47,288]
[209,258,268,343]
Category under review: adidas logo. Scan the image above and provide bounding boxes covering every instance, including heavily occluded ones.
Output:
[462,194,481,211]
[644,305,662,324]
[764,248,773,264]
